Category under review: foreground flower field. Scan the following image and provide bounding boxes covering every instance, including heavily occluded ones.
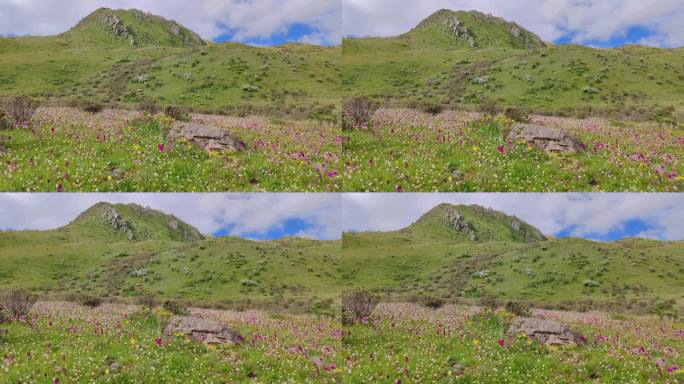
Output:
[0,302,343,383]
[343,303,684,383]
[342,109,684,192]
[0,108,341,192]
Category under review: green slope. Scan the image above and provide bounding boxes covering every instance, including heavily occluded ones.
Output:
[342,9,684,116]
[341,204,684,304]
[0,203,342,304]
[0,8,341,113]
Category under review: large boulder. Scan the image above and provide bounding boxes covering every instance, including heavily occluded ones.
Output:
[168,122,246,153]
[507,123,583,153]
[164,316,244,345]
[506,317,586,346]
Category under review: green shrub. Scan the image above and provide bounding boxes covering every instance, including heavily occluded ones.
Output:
[342,290,378,324]
[0,106,9,129]
[164,105,190,122]
[162,299,188,315]
[651,106,677,127]
[504,300,531,317]
[3,289,37,318]
[342,96,378,130]
[504,107,530,123]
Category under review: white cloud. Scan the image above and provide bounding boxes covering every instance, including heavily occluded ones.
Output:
[0,0,341,45]
[0,193,342,240]
[342,193,684,241]
[343,0,684,48]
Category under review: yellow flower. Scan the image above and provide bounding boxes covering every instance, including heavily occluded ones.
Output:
[473,338,480,346]
[129,337,137,346]
[133,144,141,152]
[472,146,479,152]
[107,175,112,181]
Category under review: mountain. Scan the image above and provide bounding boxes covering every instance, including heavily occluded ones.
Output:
[405,204,546,242]
[66,202,204,242]
[404,9,546,49]
[0,8,340,114]
[65,8,205,47]
[0,204,341,306]
[342,9,684,116]
[341,204,684,305]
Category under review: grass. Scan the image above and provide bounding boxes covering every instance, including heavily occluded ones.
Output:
[0,302,343,383]
[341,109,684,192]
[343,303,684,383]
[0,9,341,113]
[0,107,341,192]
[341,204,684,305]
[0,219,342,307]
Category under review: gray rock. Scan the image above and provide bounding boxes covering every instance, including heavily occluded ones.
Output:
[164,316,244,345]
[168,122,246,153]
[109,362,122,373]
[507,317,586,346]
[507,123,584,153]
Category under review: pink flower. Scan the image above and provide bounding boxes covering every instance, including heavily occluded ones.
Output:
[158,143,165,153]
[53,378,60,384]
[56,184,62,193]
[155,337,162,346]
[396,185,403,192]
[326,171,338,178]
[498,338,505,347]
[497,145,505,154]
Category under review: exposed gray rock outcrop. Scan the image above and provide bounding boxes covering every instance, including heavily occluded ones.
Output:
[164,316,244,345]
[169,122,246,153]
[507,123,584,153]
[507,317,586,346]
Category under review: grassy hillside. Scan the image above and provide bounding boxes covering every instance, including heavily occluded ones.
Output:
[0,8,340,114]
[342,9,684,116]
[341,204,684,305]
[0,203,342,305]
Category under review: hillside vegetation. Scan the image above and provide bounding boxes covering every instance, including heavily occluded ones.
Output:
[0,8,340,115]
[342,204,684,308]
[343,9,684,117]
[0,203,341,309]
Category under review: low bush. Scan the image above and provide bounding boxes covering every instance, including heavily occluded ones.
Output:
[342,96,378,130]
[419,102,444,115]
[81,101,104,114]
[3,289,37,318]
[3,96,38,124]
[136,294,159,309]
[409,294,446,309]
[342,290,378,324]
[504,300,531,317]
[162,299,188,315]
[139,99,159,115]
[164,105,190,122]
[478,99,498,116]
[504,106,530,123]
[77,294,103,308]
[479,295,500,311]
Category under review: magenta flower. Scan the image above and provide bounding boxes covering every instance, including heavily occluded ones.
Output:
[396,185,403,193]
[497,145,505,154]
[53,378,59,384]
[158,143,165,153]
[326,171,338,178]
[56,183,62,193]
[498,338,505,347]
[155,337,162,346]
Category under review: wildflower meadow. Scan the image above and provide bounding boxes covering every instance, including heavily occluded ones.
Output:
[0,108,340,192]
[342,108,684,192]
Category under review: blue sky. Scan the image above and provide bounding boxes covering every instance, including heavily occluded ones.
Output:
[343,194,684,241]
[0,0,341,46]
[343,0,684,48]
[0,194,342,241]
